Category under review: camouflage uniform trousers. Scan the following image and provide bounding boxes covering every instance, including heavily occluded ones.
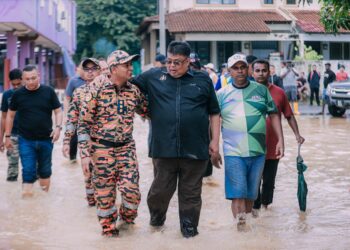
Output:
[85,162,95,206]
[90,141,141,234]
[6,135,20,180]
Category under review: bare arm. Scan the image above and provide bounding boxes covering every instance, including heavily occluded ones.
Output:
[209,114,222,168]
[0,112,6,152]
[51,107,63,143]
[4,110,16,150]
[286,115,305,144]
[269,113,284,159]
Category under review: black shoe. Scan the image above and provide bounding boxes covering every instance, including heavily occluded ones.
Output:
[180,218,199,238]
[6,176,17,182]
[102,229,119,238]
[181,226,199,238]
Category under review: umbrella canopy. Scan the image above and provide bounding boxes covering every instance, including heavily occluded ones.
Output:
[297,144,308,212]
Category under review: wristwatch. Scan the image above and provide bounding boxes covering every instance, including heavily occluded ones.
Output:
[56,125,62,130]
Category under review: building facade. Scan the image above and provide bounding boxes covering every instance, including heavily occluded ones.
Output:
[138,0,350,70]
[0,0,77,91]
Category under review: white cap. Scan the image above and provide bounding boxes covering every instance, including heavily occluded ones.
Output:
[227,53,248,68]
[204,63,215,71]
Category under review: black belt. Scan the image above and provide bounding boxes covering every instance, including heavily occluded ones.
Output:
[91,137,129,148]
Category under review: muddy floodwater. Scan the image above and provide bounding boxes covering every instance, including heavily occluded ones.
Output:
[0,115,350,250]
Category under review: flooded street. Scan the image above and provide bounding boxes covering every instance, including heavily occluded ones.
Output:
[0,115,350,250]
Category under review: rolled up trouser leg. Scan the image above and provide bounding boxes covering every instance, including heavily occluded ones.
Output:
[116,145,141,223]
[92,145,118,234]
[7,136,20,180]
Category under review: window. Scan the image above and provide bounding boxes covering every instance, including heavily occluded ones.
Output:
[264,0,274,4]
[330,42,350,60]
[188,41,211,65]
[217,41,241,66]
[286,0,296,4]
[196,0,235,4]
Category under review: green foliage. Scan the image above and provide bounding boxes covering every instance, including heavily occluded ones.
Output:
[299,0,350,33]
[294,45,323,61]
[74,0,157,62]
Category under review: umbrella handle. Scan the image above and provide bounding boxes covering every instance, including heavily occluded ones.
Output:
[298,143,302,158]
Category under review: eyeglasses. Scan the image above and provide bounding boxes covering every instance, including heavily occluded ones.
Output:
[165,58,188,67]
[83,66,100,72]
[232,65,248,71]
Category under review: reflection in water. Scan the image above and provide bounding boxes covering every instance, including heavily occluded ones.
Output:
[0,115,350,249]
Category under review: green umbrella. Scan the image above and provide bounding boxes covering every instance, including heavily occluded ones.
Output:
[297,144,308,212]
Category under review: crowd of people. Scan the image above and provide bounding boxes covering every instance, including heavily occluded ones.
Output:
[200,58,347,115]
[5,39,350,238]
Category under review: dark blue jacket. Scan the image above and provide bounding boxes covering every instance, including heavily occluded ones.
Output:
[308,71,320,88]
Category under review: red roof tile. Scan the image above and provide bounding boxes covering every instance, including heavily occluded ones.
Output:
[166,9,287,33]
[291,10,350,33]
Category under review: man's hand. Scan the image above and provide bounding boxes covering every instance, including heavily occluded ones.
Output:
[81,157,91,178]
[209,141,222,168]
[62,144,70,158]
[296,134,305,145]
[275,140,284,159]
[0,141,4,153]
[5,137,13,151]
[50,128,61,143]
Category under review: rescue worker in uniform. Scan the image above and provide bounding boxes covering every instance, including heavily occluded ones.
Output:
[62,58,101,206]
[77,50,148,237]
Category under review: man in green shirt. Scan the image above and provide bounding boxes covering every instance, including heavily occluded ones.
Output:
[216,53,284,231]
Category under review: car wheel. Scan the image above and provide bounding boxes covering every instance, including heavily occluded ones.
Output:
[328,104,346,117]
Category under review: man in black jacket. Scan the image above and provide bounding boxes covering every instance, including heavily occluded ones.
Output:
[322,63,336,114]
[308,65,321,106]
[131,41,221,238]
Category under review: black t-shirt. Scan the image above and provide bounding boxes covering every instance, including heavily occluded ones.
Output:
[10,85,61,140]
[1,89,19,135]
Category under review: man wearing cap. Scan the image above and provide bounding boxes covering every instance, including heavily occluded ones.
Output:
[62,57,101,206]
[153,54,166,68]
[216,53,284,231]
[77,50,148,237]
[64,60,86,163]
[131,41,221,238]
[204,63,218,87]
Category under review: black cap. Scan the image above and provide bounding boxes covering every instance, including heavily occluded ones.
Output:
[155,54,166,64]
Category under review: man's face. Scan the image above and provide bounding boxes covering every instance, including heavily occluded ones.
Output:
[253,63,269,85]
[312,65,317,71]
[11,79,22,89]
[269,66,275,75]
[166,53,190,78]
[23,70,40,91]
[325,64,330,70]
[229,61,248,83]
[340,67,345,72]
[112,61,133,81]
[83,62,100,82]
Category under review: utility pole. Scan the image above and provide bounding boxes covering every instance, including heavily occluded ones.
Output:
[159,0,166,55]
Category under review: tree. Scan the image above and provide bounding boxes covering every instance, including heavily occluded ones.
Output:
[75,0,157,62]
[300,0,350,33]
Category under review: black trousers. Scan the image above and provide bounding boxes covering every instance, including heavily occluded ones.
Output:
[310,87,320,106]
[253,159,279,209]
[147,158,207,231]
[69,132,78,160]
